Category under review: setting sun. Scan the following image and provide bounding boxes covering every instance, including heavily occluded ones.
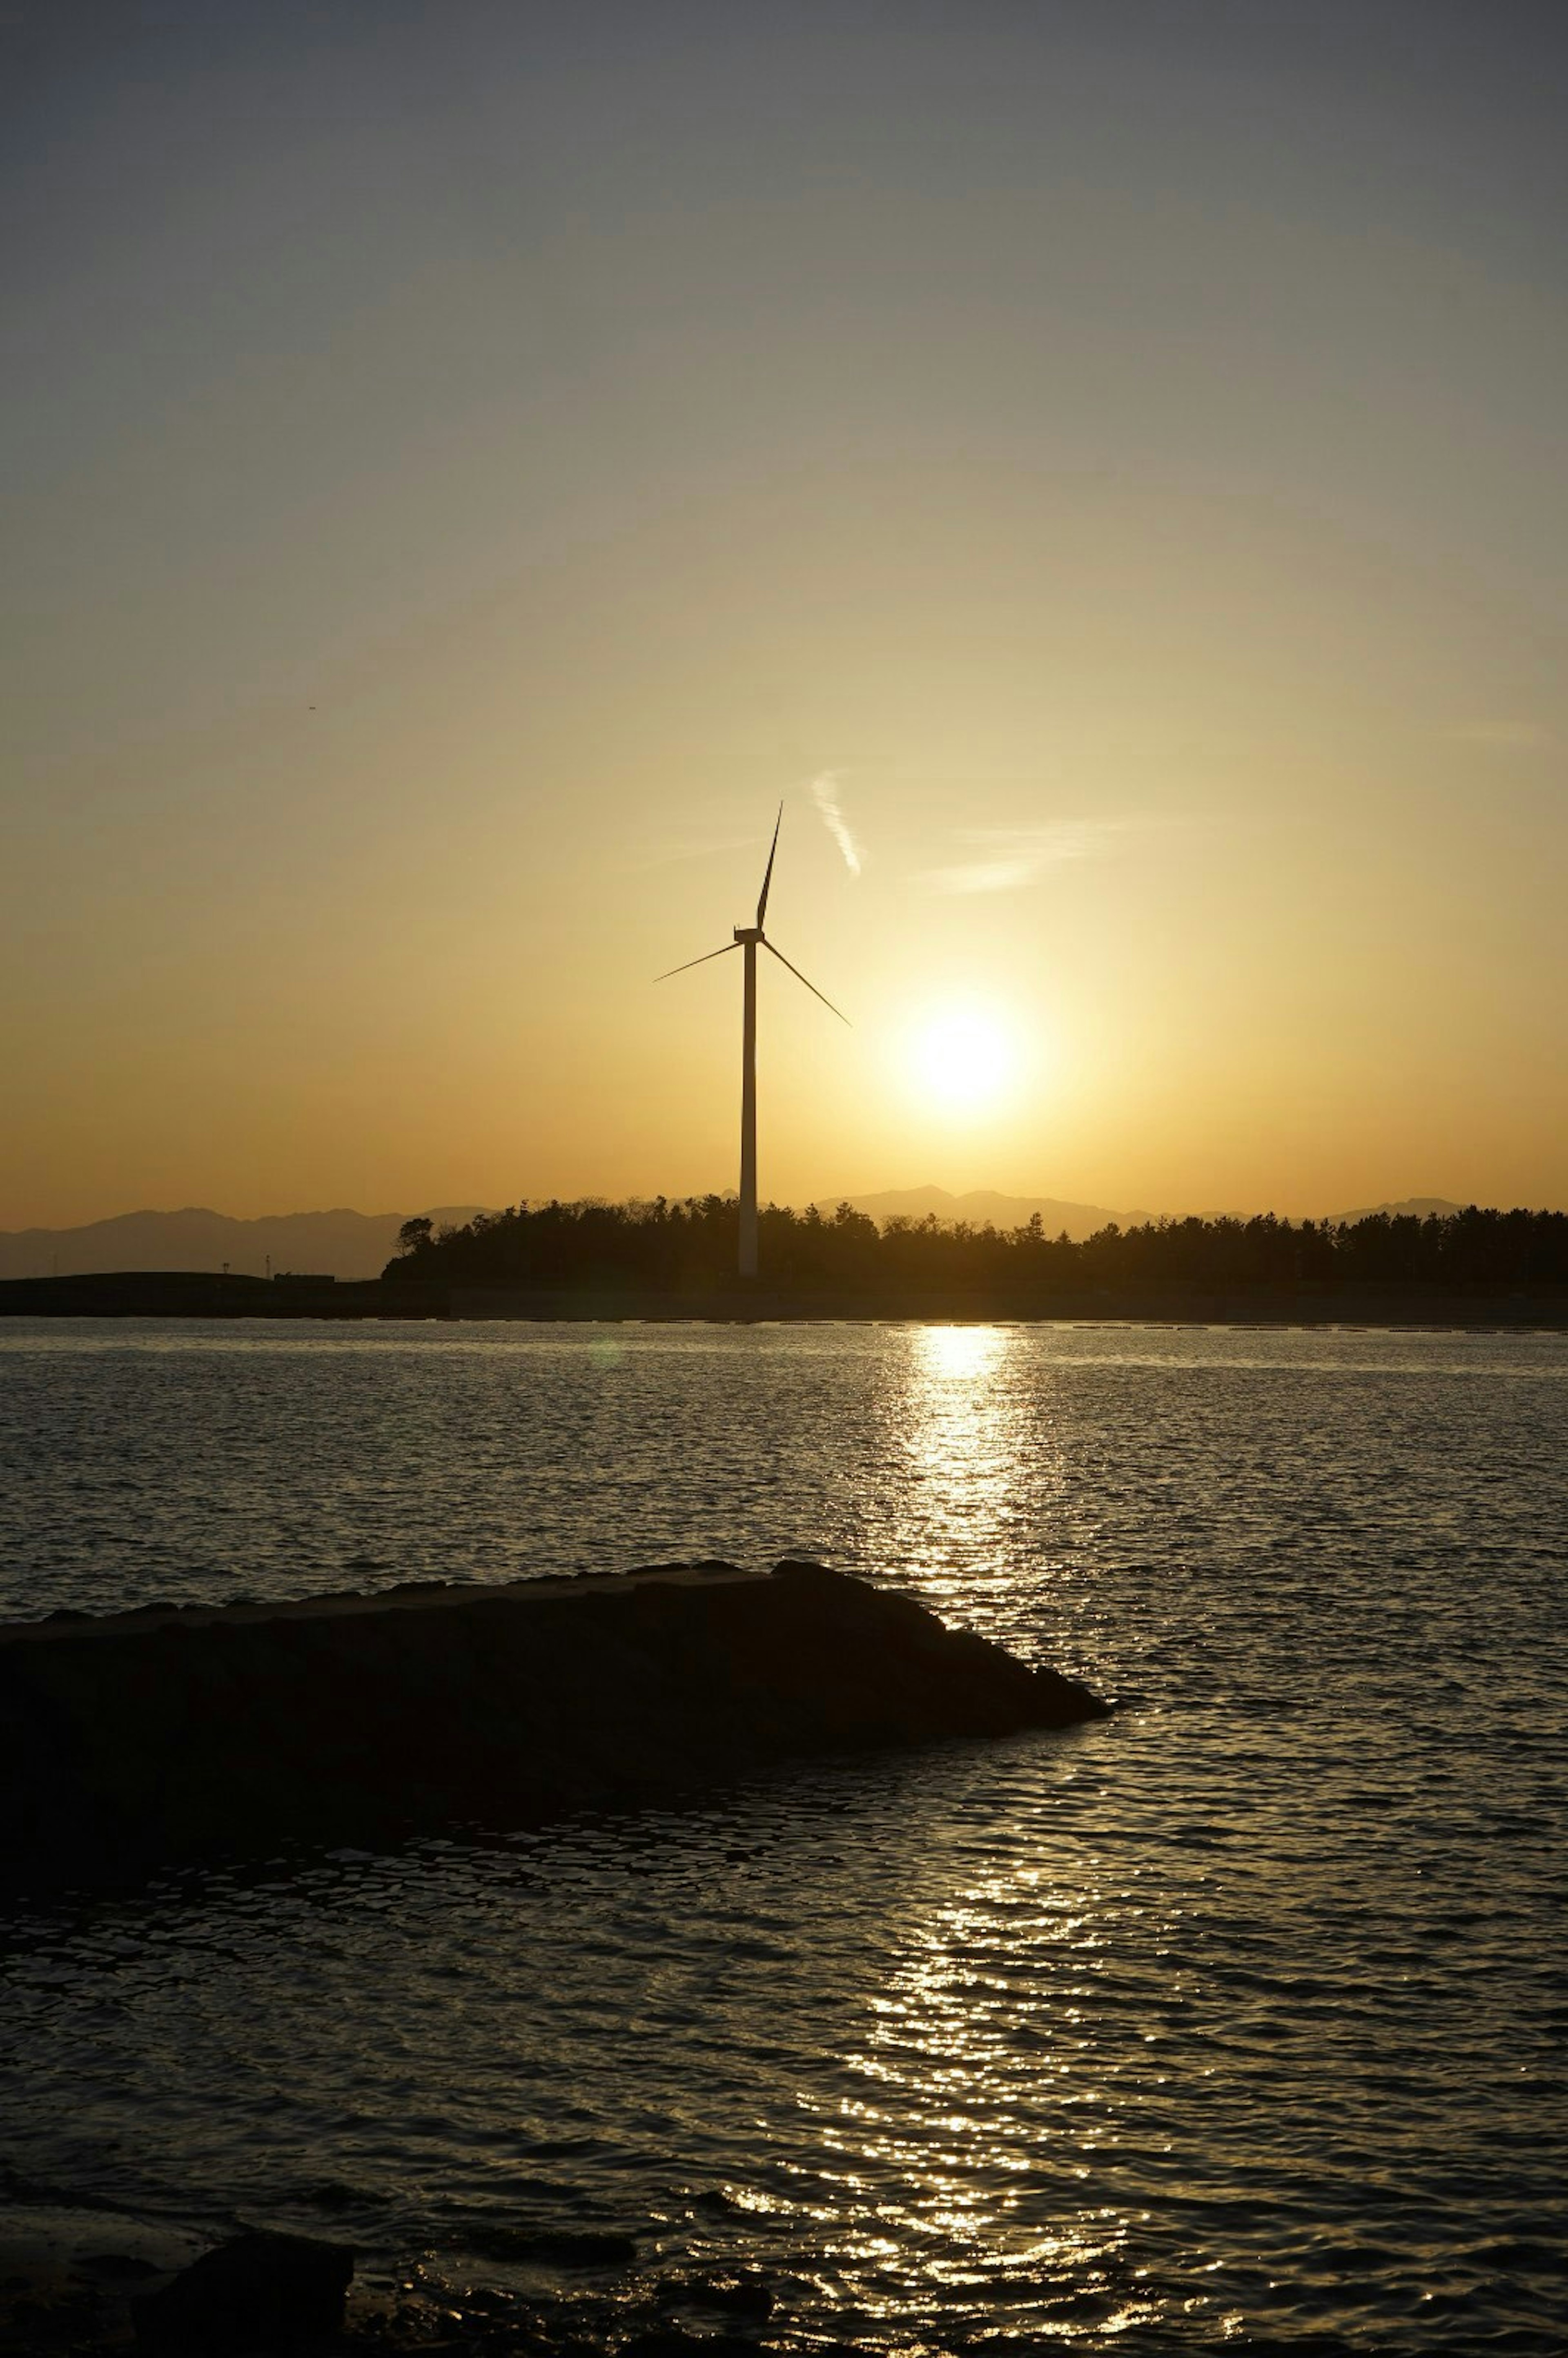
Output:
[909,1010,1016,1113]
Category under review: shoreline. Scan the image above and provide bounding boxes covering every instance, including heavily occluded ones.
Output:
[4,1271,1566,1327]
[0,2177,765,2358]
[0,2177,871,2357]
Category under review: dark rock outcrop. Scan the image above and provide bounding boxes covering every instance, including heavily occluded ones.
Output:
[130,2231,352,2350]
[0,1561,1107,1893]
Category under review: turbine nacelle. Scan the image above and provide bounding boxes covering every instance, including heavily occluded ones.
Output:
[655,808,849,1023]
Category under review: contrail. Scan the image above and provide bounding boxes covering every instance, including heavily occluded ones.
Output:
[810,771,862,877]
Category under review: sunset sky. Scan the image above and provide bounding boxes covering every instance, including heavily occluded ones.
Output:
[5,1,1566,1227]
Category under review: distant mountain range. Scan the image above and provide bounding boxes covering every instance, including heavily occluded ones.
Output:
[813,1187,1142,1240]
[818,1189,1470,1236]
[0,1193,1477,1282]
[1324,1197,1464,1224]
[0,1207,488,1284]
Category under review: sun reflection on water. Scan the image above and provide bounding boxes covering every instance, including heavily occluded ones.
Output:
[864,1324,1062,1645]
[797,1837,1163,2344]
[917,1323,1010,1384]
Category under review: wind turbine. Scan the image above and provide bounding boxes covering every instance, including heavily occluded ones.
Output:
[657,806,849,1279]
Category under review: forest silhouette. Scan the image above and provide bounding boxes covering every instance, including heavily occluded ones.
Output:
[385,1199,1568,1298]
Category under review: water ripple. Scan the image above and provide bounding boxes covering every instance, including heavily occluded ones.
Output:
[1,1319,1565,2351]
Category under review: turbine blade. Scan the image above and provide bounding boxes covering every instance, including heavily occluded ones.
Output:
[653,941,741,982]
[755,802,783,929]
[761,936,851,1023]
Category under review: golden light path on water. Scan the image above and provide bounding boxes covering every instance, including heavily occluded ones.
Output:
[861,1321,1082,1649]
[803,1876,1161,2343]
[898,1324,1021,1608]
[767,1326,1172,2343]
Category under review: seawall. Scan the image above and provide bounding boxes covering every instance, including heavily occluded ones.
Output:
[4,1269,1565,1324]
[0,1562,1107,1894]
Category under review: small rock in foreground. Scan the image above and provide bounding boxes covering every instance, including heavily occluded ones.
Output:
[131,2231,353,2351]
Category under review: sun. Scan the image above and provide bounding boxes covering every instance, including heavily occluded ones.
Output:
[909,1009,1016,1112]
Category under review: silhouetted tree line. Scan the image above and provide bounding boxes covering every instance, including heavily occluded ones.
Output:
[385,1200,1568,1295]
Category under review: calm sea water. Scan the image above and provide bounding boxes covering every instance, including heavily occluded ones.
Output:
[1,1317,1564,2354]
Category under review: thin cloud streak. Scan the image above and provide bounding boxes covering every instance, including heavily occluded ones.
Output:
[922,818,1138,895]
[1446,721,1554,751]
[624,829,764,874]
[810,772,863,877]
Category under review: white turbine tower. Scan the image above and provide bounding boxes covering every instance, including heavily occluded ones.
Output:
[657,806,849,1279]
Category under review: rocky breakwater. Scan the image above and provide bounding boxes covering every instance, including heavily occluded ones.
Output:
[0,1560,1107,1894]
